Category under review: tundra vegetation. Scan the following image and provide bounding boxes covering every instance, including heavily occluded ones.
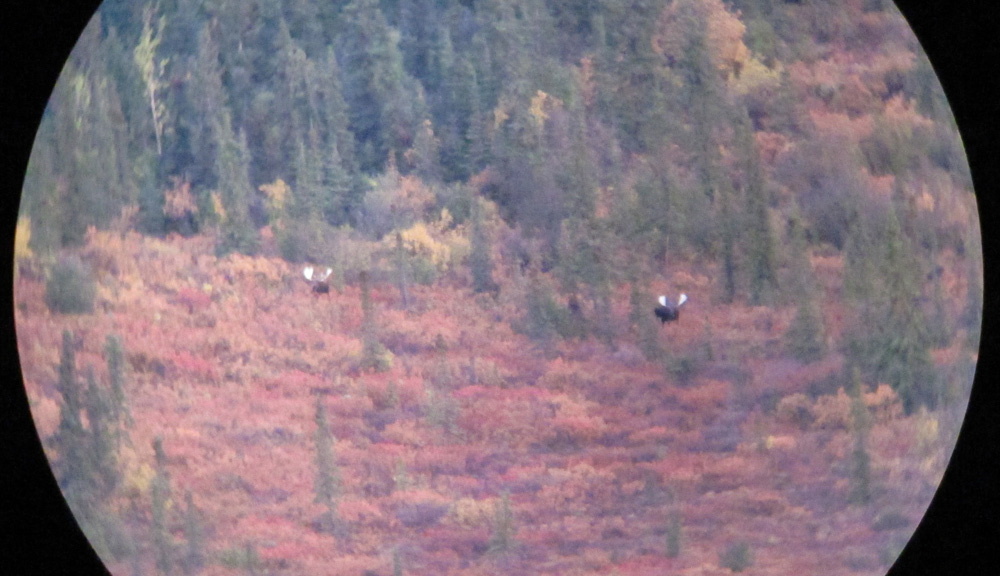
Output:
[16,0,980,574]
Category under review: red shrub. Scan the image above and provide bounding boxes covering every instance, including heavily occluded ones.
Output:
[175,287,212,313]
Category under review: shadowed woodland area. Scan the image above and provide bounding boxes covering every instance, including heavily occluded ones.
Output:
[15,0,981,574]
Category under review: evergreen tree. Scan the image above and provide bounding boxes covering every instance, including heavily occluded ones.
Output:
[738,111,778,305]
[877,205,937,414]
[784,202,826,362]
[151,437,174,575]
[360,270,392,371]
[678,0,725,167]
[843,208,880,309]
[397,0,440,82]
[181,491,205,576]
[394,232,411,309]
[54,331,86,496]
[284,0,325,58]
[285,125,326,261]
[666,510,683,558]
[786,297,827,363]
[629,162,672,264]
[519,272,567,352]
[27,16,135,247]
[488,491,517,554]
[847,368,872,505]
[843,201,937,414]
[393,547,404,576]
[317,47,360,224]
[410,118,441,182]
[323,140,355,227]
[214,110,259,256]
[718,179,738,304]
[313,397,342,533]
[84,366,118,500]
[628,258,662,361]
[209,0,259,132]
[105,334,132,430]
[338,0,422,172]
[20,123,61,254]
[556,216,614,342]
[469,197,497,294]
[962,227,984,350]
[186,23,228,196]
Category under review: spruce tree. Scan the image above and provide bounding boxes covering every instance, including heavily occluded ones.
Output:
[784,203,826,362]
[394,232,411,309]
[393,547,404,576]
[84,366,118,500]
[718,180,738,304]
[187,23,228,195]
[488,491,517,554]
[411,118,441,182]
[463,60,491,177]
[847,368,872,505]
[962,232,983,351]
[105,334,132,430]
[282,126,325,262]
[338,0,421,172]
[738,111,778,305]
[317,47,360,207]
[181,491,205,576]
[666,510,683,558]
[359,270,391,371]
[32,17,134,246]
[151,437,174,575]
[55,331,87,497]
[214,110,259,256]
[313,397,341,533]
[469,197,497,294]
[786,298,827,364]
[842,206,884,376]
[323,138,355,227]
[878,205,937,414]
[628,259,662,361]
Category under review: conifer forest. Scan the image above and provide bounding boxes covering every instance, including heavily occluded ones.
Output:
[14,0,983,575]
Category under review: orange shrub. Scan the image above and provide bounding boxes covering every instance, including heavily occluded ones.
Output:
[676,379,730,411]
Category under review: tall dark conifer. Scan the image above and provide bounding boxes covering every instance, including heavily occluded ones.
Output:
[187,23,228,195]
[784,201,826,362]
[84,366,118,500]
[738,111,778,305]
[878,205,936,414]
[214,110,259,256]
[469,197,497,294]
[847,368,872,504]
[151,437,174,575]
[313,397,342,533]
[338,0,421,172]
[181,491,205,575]
[105,334,132,429]
[55,331,86,494]
[360,270,391,371]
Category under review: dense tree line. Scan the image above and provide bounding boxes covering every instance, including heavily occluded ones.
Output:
[23,0,979,414]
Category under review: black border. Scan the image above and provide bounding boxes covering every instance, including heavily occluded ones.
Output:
[885,1,1000,572]
[2,2,112,574]
[1,1,997,574]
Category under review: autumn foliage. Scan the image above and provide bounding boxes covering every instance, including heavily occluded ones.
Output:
[14,1,981,575]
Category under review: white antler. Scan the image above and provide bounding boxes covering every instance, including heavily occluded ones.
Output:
[316,267,332,282]
[303,266,315,281]
[678,293,688,307]
[659,295,668,307]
